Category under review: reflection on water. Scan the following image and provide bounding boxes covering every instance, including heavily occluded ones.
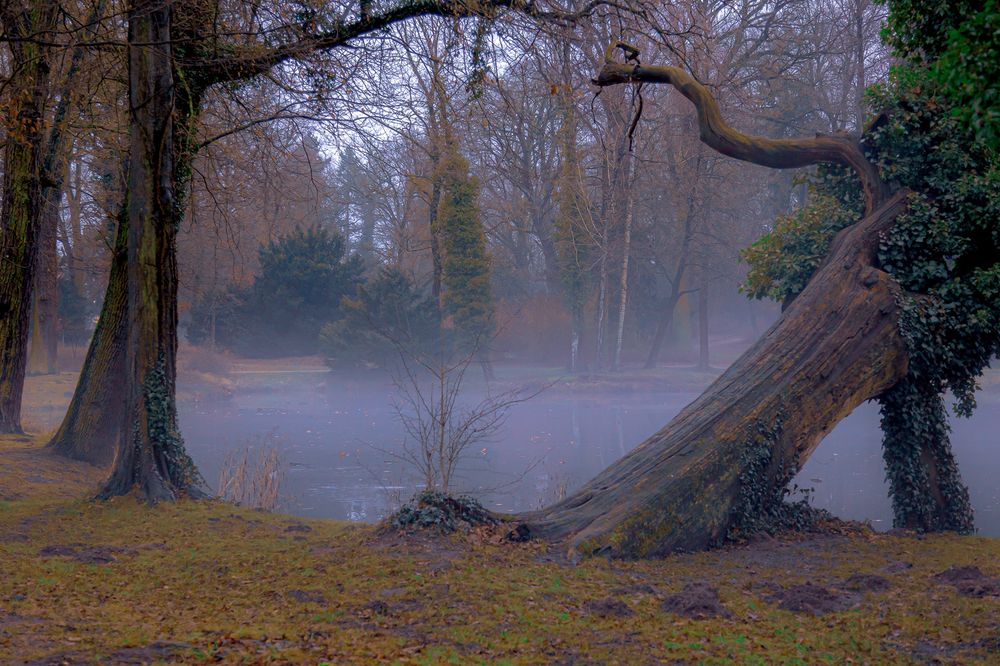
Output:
[178,374,1000,536]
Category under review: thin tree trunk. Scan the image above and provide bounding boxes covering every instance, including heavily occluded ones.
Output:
[429,175,444,306]
[643,292,683,370]
[697,281,709,370]
[64,161,86,294]
[611,170,633,371]
[25,0,104,377]
[594,252,608,370]
[570,311,582,373]
[522,192,911,558]
[48,207,128,465]
[644,152,702,369]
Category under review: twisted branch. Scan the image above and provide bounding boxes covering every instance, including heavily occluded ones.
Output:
[593,42,888,214]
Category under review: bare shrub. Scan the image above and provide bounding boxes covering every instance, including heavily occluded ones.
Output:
[389,338,548,494]
[217,437,285,511]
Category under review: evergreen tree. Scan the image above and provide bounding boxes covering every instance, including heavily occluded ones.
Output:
[436,146,495,370]
[188,227,363,356]
[320,267,439,369]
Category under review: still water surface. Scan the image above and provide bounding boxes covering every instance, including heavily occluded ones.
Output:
[178,371,1000,535]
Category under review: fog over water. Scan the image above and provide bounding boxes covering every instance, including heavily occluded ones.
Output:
[178,368,1000,536]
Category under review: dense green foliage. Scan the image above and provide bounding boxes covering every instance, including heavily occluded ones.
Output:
[743,70,1000,532]
[187,227,363,356]
[884,0,1000,147]
[879,378,974,532]
[437,148,495,349]
[727,414,828,542]
[742,171,862,304]
[319,267,440,369]
[868,77,1000,412]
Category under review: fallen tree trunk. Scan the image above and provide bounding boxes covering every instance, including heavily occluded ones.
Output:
[522,192,910,557]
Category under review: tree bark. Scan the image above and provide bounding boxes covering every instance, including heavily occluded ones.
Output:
[26,0,106,376]
[593,46,888,215]
[611,161,634,372]
[48,207,128,466]
[523,192,911,557]
[100,0,203,500]
[0,1,59,433]
[27,191,60,376]
[519,45,909,557]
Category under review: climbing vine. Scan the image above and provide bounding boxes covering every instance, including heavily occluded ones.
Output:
[143,353,203,491]
[726,412,828,541]
[743,69,1000,533]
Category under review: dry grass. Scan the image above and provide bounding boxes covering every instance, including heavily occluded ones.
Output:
[2,434,1000,664]
[217,443,285,511]
[4,376,1000,664]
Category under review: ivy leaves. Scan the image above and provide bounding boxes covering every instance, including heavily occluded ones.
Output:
[743,66,999,532]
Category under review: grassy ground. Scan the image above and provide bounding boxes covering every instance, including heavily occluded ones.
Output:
[3,363,1000,664]
[2,432,1000,665]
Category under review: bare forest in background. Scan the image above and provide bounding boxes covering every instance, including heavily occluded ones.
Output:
[13,0,890,372]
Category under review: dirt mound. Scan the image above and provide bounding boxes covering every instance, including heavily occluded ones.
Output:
[881,560,913,574]
[38,543,134,564]
[583,598,634,618]
[931,565,1000,597]
[844,573,891,592]
[283,522,312,533]
[660,582,731,619]
[933,565,987,583]
[768,583,854,615]
[23,641,192,666]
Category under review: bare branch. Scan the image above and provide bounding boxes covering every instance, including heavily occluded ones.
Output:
[592,41,888,214]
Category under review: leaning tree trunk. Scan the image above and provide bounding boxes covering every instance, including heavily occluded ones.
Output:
[48,208,128,466]
[100,0,202,500]
[523,192,911,557]
[518,45,914,558]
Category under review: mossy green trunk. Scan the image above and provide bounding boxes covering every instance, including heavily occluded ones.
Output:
[100,0,201,500]
[522,193,912,558]
[0,1,58,433]
[48,208,128,465]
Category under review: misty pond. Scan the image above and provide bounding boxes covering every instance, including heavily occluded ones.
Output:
[178,369,1000,537]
